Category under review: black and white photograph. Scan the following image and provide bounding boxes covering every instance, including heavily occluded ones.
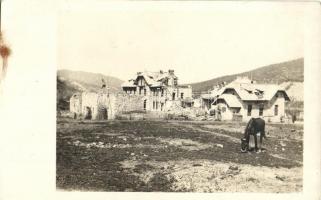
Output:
[0,0,320,199]
[56,1,305,193]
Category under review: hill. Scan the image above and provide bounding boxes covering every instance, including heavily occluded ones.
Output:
[190,58,304,95]
[57,77,80,110]
[57,69,124,110]
[57,69,124,93]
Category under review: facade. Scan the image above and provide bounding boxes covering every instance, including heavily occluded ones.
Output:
[70,89,118,120]
[210,77,290,122]
[121,70,193,112]
[69,88,146,120]
[211,78,290,122]
[70,93,82,114]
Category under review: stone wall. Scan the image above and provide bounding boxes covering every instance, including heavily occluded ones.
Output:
[114,93,146,114]
[70,94,81,114]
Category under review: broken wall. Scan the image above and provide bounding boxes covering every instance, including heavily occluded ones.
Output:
[115,93,146,114]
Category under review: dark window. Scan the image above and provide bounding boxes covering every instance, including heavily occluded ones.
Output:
[153,101,155,109]
[156,101,159,109]
[274,105,278,116]
[247,104,252,116]
[143,100,147,110]
[259,105,264,116]
[172,93,176,100]
[161,89,164,97]
[181,93,184,99]
[161,103,164,111]
[144,89,147,96]
[140,78,144,86]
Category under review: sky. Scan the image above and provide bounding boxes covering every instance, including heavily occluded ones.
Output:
[58,1,304,84]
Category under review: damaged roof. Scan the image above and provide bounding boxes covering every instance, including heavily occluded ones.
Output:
[121,79,136,87]
[122,70,178,88]
[223,82,290,101]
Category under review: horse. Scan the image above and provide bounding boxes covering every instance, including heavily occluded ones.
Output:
[241,117,267,152]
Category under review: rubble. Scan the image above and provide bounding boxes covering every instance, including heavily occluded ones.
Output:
[165,102,207,121]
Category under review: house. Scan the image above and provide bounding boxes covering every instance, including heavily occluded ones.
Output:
[210,77,290,122]
[200,93,214,110]
[121,70,193,112]
[200,83,226,110]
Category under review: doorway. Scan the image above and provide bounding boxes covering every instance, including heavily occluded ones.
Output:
[97,107,108,120]
[85,107,92,120]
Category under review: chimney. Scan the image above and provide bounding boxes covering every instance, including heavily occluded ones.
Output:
[137,72,142,76]
[160,70,163,74]
[168,69,174,75]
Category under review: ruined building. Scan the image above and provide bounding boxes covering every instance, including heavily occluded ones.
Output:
[69,70,193,120]
[70,80,146,120]
[121,70,193,111]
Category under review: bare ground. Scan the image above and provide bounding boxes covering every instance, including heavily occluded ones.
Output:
[56,119,303,192]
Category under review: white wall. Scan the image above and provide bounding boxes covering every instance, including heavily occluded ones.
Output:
[217,103,233,120]
[178,86,193,99]
[214,90,286,122]
[70,96,81,114]
[81,92,99,118]
[241,92,286,122]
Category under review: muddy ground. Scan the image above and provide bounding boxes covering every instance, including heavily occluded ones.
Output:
[56,119,303,192]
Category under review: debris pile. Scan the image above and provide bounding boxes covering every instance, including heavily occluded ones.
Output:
[165,102,207,120]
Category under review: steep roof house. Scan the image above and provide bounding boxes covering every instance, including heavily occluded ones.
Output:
[211,77,290,122]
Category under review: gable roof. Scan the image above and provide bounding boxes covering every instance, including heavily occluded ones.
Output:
[213,94,242,108]
[223,82,290,101]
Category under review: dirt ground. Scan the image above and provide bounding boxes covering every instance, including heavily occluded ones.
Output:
[56,118,303,192]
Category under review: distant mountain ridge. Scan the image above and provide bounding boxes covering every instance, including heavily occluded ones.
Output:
[58,69,124,92]
[57,69,124,110]
[189,58,304,95]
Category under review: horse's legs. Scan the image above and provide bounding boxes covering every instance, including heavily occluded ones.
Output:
[246,134,250,151]
[259,133,263,151]
[260,126,266,151]
[254,134,258,152]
